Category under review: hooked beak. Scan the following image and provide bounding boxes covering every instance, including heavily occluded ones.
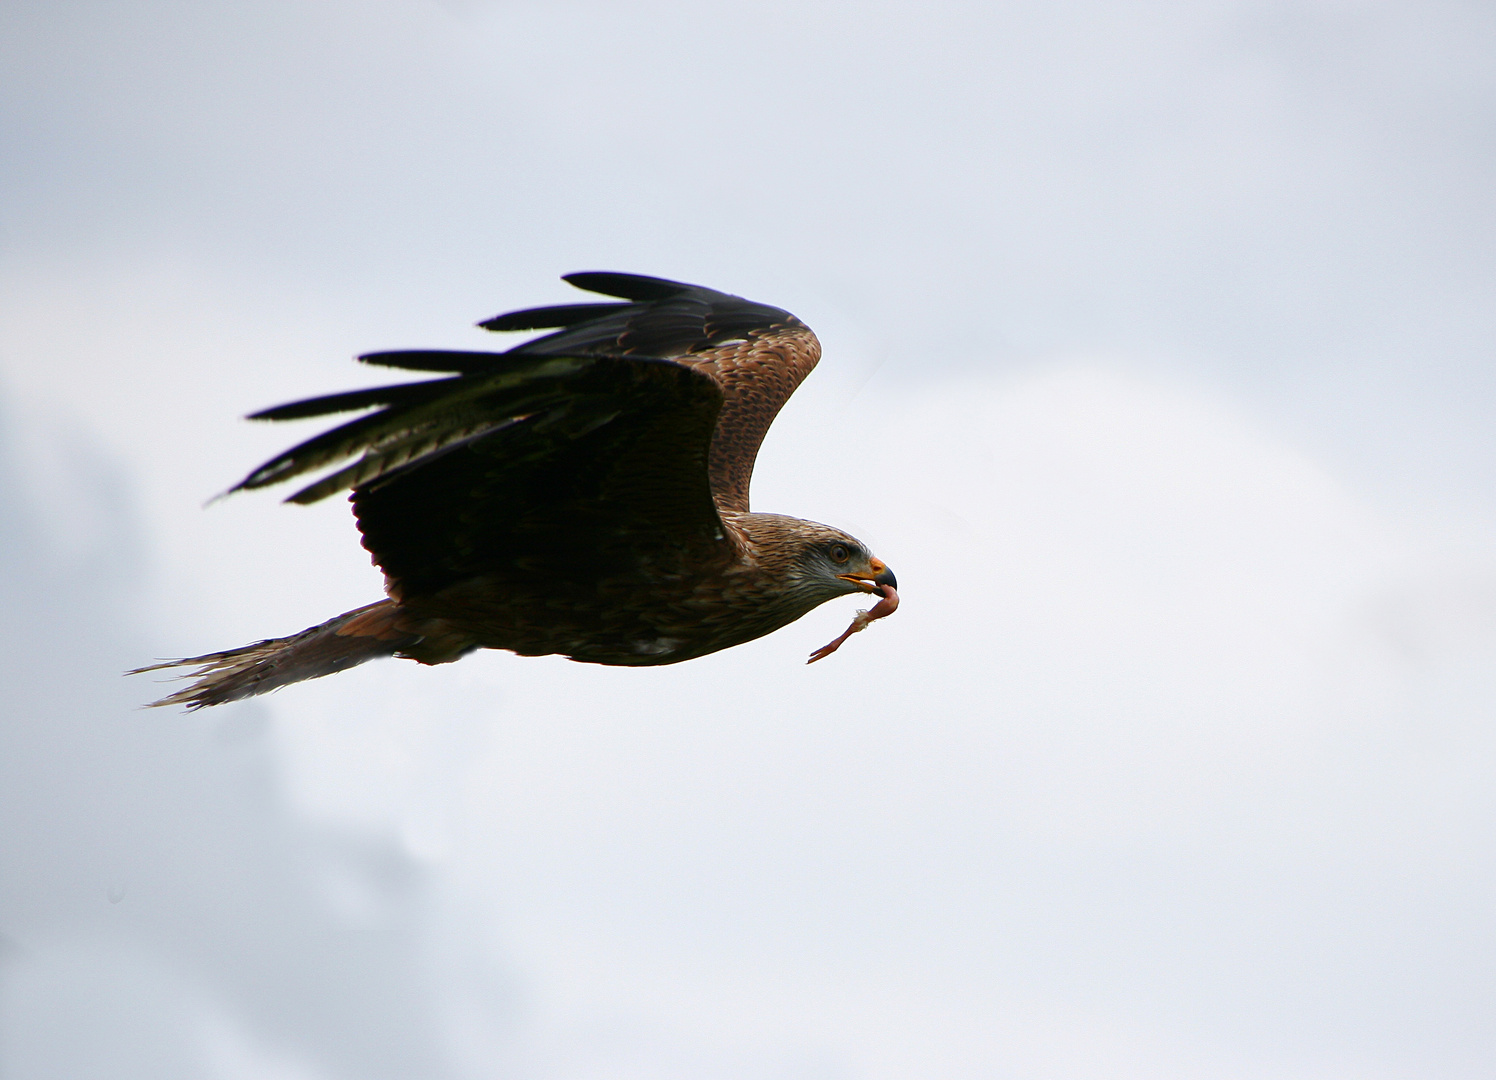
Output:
[839,557,898,594]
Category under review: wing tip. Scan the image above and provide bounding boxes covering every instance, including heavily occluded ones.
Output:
[561,271,699,302]
[477,302,630,333]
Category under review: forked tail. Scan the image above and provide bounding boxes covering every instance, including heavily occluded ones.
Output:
[131,600,421,710]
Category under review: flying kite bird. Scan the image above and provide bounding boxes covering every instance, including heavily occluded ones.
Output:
[135,272,898,709]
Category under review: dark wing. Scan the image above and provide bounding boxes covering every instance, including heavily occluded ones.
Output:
[482,272,821,513]
[232,350,730,600]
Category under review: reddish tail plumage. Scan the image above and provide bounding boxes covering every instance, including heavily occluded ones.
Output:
[132,600,419,710]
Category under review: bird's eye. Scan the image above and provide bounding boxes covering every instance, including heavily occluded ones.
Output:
[829,544,851,563]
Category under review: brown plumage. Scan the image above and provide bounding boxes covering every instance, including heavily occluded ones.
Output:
[133,272,897,709]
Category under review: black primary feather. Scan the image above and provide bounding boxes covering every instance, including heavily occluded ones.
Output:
[478,303,631,332]
[356,349,519,374]
[248,377,462,421]
[560,271,692,302]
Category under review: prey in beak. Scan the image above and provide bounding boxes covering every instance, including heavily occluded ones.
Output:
[838,557,898,594]
[814,557,900,664]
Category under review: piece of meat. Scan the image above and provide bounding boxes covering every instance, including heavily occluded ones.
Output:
[806,584,900,663]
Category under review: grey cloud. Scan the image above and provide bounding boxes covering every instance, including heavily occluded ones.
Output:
[0,404,465,1078]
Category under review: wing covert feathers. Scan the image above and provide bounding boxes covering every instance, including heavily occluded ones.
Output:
[478,273,822,512]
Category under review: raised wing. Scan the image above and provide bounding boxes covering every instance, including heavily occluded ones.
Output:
[483,273,821,513]
[232,349,730,600]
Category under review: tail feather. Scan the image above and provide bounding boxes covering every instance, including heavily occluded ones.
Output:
[131,601,419,710]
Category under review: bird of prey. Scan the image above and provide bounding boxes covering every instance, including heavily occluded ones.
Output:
[135,272,898,709]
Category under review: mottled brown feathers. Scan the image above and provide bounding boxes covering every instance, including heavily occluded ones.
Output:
[479,271,821,513]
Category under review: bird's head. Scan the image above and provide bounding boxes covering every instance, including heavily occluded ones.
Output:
[739,514,897,610]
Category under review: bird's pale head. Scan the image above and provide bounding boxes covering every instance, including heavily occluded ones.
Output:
[735,513,896,614]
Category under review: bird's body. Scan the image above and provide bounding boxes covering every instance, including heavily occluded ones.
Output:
[136,273,896,709]
[385,511,880,667]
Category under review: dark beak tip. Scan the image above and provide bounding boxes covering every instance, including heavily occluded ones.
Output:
[873,568,897,591]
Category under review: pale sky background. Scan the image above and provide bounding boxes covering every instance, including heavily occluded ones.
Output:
[2,1,1495,1077]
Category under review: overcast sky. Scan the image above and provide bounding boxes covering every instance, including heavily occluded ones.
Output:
[3,1,1495,1077]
